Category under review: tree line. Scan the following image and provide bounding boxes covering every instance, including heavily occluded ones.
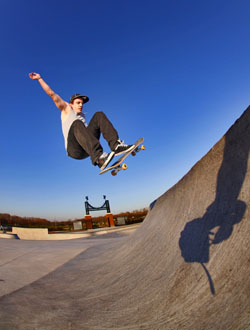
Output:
[0,209,148,232]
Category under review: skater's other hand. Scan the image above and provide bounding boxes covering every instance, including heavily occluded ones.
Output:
[29,72,41,80]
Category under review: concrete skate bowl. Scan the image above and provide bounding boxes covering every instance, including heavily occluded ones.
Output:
[1,107,250,329]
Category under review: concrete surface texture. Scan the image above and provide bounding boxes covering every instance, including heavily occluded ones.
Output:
[0,226,139,297]
[1,106,250,329]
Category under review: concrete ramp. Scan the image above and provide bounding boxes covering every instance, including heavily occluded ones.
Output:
[12,227,49,240]
[0,107,250,329]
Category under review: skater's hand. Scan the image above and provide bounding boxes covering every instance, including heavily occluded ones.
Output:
[29,72,41,80]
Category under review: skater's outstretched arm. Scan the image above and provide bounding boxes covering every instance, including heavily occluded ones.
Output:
[29,72,67,112]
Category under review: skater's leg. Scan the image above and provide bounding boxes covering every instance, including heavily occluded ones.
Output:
[88,112,134,156]
[87,112,119,151]
[67,135,89,160]
[67,120,103,165]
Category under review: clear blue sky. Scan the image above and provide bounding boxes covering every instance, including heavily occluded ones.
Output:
[1,0,250,220]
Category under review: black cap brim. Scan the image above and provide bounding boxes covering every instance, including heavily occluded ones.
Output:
[70,94,89,104]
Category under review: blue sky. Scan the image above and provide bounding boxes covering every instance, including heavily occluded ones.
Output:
[0,0,250,220]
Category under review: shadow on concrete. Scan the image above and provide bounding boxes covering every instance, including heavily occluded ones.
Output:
[179,114,250,294]
[149,199,157,211]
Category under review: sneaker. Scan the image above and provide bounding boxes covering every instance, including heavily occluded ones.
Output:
[114,140,134,156]
[98,152,115,170]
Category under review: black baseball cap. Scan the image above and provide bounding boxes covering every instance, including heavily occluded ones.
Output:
[70,94,89,104]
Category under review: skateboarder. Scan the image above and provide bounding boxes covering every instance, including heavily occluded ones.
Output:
[29,73,134,170]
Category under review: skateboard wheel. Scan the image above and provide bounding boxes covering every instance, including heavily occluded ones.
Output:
[131,151,136,156]
[111,170,117,176]
[121,163,127,170]
[141,145,146,150]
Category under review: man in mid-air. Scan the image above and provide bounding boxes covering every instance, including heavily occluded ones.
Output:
[29,73,134,170]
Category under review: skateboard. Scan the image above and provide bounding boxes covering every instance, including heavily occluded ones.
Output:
[99,137,145,176]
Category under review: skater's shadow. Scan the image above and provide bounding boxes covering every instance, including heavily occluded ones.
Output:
[179,115,250,295]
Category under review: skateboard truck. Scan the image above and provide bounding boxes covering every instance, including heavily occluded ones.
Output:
[99,137,145,176]
[131,144,146,156]
[111,163,128,176]
[111,144,145,176]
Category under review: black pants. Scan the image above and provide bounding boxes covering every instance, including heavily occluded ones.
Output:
[67,112,119,165]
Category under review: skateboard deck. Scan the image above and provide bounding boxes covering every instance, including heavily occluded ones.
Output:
[99,137,145,176]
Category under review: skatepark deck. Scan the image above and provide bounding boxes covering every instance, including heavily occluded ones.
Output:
[0,106,250,329]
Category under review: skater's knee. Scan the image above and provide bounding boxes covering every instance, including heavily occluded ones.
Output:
[71,119,86,131]
[94,111,106,119]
